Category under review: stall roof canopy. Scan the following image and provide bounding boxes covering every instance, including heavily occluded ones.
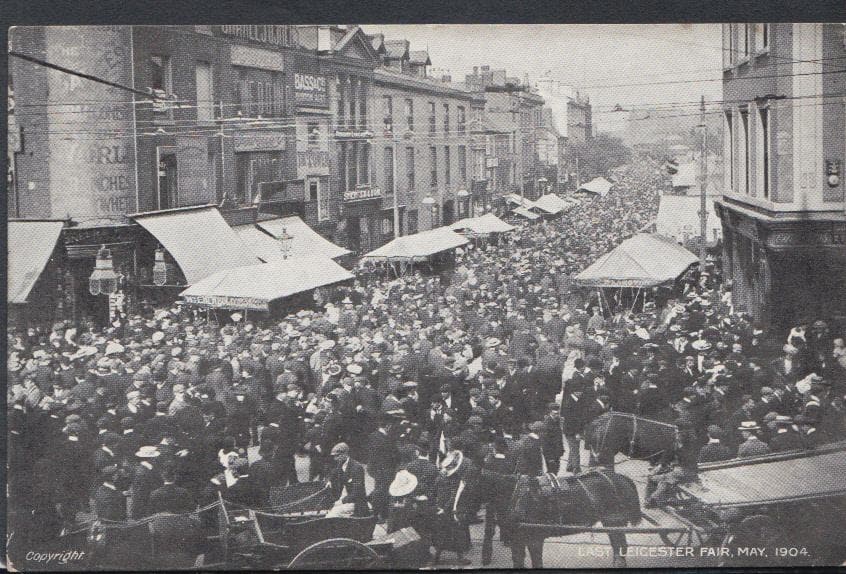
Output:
[180,258,354,310]
[512,206,540,220]
[577,177,614,197]
[257,216,350,260]
[233,224,291,264]
[655,195,719,245]
[574,233,697,288]
[533,194,570,215]
[362,226,469,261]
[450,213,515,235]
[503,193,538,208]
[132,206,259,285]
[9,221,64,304]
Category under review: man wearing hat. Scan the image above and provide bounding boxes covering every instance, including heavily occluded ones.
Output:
[402,438,440,505]
[541,402,564,475]
[367,417,398,522]
[737,422,771,458]
[433,451,472,566]
[513,421,547,476]
[327,442,369,517]
[769,416,804,452]
[129,446,163,519]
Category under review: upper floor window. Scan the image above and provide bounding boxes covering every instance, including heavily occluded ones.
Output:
[457,106,466,134]
[383,95,393,131]
[234,67,282,117]
[428,101,436,135]
[754,23,769,52]
[195,62,214,122]
[405,98,414,132]
[443,103,450,134]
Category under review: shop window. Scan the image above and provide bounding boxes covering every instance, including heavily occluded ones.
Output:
[157,147,178,209]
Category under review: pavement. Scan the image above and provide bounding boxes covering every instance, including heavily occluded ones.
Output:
[282,445,724,569]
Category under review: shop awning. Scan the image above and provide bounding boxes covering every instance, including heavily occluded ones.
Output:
[180,257,354,311]
[132,206,260,285]
[8,221,64,304]
[512,206,540,220]
[450,213,515,235]
[533,194,570,215]
[576,177,614,197]
[574,233,697,288]
[361,226,469,261]
[503,193,538,209]
[233,224,291,264]
[257,216,350,260]
[655,195,720,246]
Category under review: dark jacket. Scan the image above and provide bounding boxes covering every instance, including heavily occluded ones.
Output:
[697,440,734,463]
[513,434,545,476]
[93,483,127,521]
[149,483,195,515]
[328,458,369,516]
[403,456,440,503]
[366,429,397,475]
[768,429,805,453]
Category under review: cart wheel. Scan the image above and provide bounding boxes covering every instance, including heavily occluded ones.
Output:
[287,538,384,570]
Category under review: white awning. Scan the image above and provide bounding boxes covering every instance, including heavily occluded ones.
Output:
[533,194,570,215]
[362,226,469,261]
[512,206,540,220]
[503,193,538,209]
[577,177,614,197]
[8,221,64,304]
[257,216,350,260]
[132,206,260,285]
[233,224,291,264]
[450,213,515,235]
[180,258,354,310]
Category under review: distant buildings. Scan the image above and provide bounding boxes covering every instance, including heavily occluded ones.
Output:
[716,23,846,328]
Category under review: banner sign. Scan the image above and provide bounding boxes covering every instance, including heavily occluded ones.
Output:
[182,294,269,311]
[294,73,329,108]
[343,185,382,203]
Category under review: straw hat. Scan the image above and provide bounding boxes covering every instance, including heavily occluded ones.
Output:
[389,470,418,497]
[440,450,465,477]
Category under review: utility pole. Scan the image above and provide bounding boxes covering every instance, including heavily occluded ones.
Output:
[392,139,400,239]
[698,94,708,268]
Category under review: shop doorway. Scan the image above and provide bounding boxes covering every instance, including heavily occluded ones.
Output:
[347,216,361,254]
[442,200,455,226]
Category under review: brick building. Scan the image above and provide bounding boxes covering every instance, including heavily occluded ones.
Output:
[715,23,846,328]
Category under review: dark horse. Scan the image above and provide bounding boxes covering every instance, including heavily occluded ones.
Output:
[584,412,678,469]
[458,461,642,568]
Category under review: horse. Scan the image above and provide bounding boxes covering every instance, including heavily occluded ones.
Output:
[583,412,678,469]
[458,461,642,568]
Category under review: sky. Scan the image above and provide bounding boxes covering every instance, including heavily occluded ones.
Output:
[361,24,724,132]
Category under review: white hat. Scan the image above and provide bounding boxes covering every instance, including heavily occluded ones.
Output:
[105,342,125,356]
[389,470,418,497]
[439,450,464,477]
[320,339,336,351]
[346,363,363,375]
[738,421,760,431]
[151,331,165,343]
[231,313,243,322]
[135,446,161,458]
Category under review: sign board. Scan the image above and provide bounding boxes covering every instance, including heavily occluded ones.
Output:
[297,150,330,176]
[183,294,269,311]
[343,185,382,202]
[294,73,329,108]
[233,132,287,152]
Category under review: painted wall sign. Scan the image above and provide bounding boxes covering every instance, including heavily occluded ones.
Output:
[294,73,329,108]
[46,26,137,219]
[343,185,382,202]
[233,132,287,152]
[182,294,269,311]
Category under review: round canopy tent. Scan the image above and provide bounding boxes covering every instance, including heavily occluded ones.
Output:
[574,233,698,315]
[179,257,354,312]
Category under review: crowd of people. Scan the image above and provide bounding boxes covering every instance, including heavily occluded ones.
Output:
[7,157,846,566]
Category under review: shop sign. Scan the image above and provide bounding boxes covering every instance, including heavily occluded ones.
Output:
[182,294,269,311]
[296,150,330,177]
[343,185,382,202]
[233,132,287,152]
[294,73,329,108]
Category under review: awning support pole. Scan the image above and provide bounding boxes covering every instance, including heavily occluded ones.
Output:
[630,288,642,313]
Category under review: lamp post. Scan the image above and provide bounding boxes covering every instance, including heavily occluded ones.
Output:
[456,188,470,219]
[89,245,120,296]
[152,247,168,286]
[421,194,437,229]
[278,227,294,259]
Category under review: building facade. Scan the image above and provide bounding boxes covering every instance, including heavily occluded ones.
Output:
[715,23,846,329]
[368,48,477,240]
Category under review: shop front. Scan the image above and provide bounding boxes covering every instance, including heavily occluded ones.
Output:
[232,131,289,206]
[341,185,382,255]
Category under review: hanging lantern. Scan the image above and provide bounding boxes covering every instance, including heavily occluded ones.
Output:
[278,227,294,259]
[89,245,120,296]
[152,247,168,286]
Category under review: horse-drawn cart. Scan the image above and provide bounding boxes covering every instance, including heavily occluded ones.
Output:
[643,441,846,565]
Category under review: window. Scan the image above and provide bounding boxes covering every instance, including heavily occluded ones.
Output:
[725,24,736,67]
[428,101,436,135]
[339,143,348,191]
[406,147,416,191]
[381,216,394,236]
[384,147,394,195]
[234,68,281,117]
[383,95,393,131]
[457,106,466,134]
[430,146,437,188]
[742,24,750,59]
[724,111,734,192]
[348,78,357,130]
[443,103,450,134]
[756,105,770,199]
[407,209,418,234]
[458,145,467,182]
[348,143,358,189]
[311,179,328,221]
[754,23,769,52]
[235,151,283,205]
[444,145,451,185]
[739,108,750,194]
[307,122,320,147]
[157,147,178,209]
[359,143,370,185]
[405,98,414,132]
[150,55,172,93]
[359,81,367,130]
[337,76,346,130]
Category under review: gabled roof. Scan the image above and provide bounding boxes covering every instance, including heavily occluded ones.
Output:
[384,39,410,60]
[368,33,385,53]
[333,26,380,62]
[409,50,431,66]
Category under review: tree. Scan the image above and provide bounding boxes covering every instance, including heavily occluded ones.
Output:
[569,133,632,181]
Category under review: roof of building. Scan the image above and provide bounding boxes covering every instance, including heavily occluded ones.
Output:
[368,33,385,53]
[373,67,476,100]
[384,39,410,60]
[409,50,431,66]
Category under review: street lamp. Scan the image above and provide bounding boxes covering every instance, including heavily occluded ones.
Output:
[421,194,437,228]
[278,227,294,259]
[152,247,168,286]
[89,245,120,296]
[456,188,470,219]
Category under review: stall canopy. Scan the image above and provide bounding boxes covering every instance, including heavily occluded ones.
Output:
[362,226,469,261]
[533,194,570,215]
[132,206,260,285]
[257,216,350,260]
[512,206,540,220]
[574,233,698,288]
[503,193,538,209]
[576,177,614,197]
[180,257,354,311]
[655,195,720,246]
[9,221,64,304]
[449,213,515,235]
